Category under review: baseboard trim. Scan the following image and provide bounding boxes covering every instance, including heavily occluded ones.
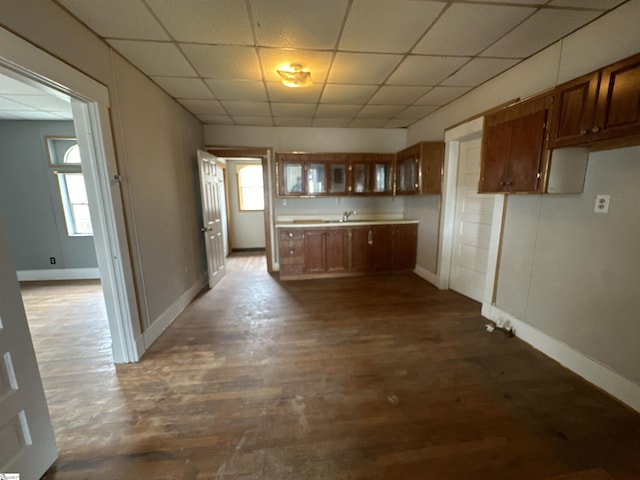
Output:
[413,265,441,288]
[483,304,640,413]
[17,268,100,281]
[142,273,207,350]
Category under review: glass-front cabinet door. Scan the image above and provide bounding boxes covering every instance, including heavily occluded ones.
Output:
[328,159,348,194]
[371,154,394,194]
[307,162,326,195]
[278,154,306,196]
[352,158,371,193]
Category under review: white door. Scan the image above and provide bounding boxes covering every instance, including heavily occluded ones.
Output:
[449,138,494,302]
[0,216,57,479]
[198,150,226,289]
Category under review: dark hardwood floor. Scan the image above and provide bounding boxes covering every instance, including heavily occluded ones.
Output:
[21,254,640,480]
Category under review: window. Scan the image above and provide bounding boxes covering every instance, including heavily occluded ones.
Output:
[237,164,264,211]
[47,138,93,236]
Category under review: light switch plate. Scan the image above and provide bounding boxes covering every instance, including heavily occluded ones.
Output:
[594,194,610,214]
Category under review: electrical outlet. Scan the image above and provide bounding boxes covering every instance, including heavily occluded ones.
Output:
[594,194,610,214]
[49,257,56,264]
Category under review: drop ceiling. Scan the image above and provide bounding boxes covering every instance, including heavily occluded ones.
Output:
[9,0,631,127]
[0,72,72,121]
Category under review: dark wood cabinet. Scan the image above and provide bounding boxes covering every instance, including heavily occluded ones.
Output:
[391,224,418,271]
[480,94,551,194]
[278,223,418,279]
[395,142,444,195]
[350,154,395,195]
[304,229,348,274]
[549,53,640,149]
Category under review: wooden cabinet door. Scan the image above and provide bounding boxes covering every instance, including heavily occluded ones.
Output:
[371,226,393,271]
[549,71,600,148]
[593,53,640,142]
[350,227,372,272]
[325,229,348,273]
[507,109,547,192]
[392,224,418,270]
[303,230,326,274]
[421,142,444,194]
[480,119,512,193]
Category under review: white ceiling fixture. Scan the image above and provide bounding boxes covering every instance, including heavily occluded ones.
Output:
[52,0,627,128]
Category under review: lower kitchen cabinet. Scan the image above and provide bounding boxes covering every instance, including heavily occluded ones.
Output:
[278,223,417,279]
[304,229,348,274]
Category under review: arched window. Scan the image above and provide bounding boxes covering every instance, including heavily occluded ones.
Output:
[47,139,93,236]
[237,164,264,211]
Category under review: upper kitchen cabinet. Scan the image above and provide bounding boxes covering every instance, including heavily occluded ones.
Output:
[350,154,395,195]
[480,94,552,194]
[395,142,444,195]
[277,153,307,197]
[549,53,640,149]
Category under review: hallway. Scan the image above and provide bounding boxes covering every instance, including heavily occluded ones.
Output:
[22,254,640,479]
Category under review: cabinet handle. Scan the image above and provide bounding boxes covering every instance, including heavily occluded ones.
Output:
[592,126,600,133]
[288,232,294,238]
[580,129,588,135]
[368,230,373,246]
[290,250,294,255]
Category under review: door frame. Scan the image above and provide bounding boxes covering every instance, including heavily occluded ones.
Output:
[438,117,506,305]
[0,26,142,362]
[206,146,274,273]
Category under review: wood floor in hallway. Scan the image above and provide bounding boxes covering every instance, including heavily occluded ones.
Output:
[21,253,640,480]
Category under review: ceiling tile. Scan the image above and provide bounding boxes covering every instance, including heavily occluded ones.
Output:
[387,56,469,85]
[464,0,543,4]
[146,0,252,44]
[315,104,362,118]
[482,8,601,58]
[349,118,387,128]
[181,45,261,80]
[368,86,430,105]
[329,53,403,84]
[357,105,405,118]
[395,105,439,119]
[152,77,214,99]
[266,82,323,103]
[178,99,226,115]
[384,118,413,128]
[441,58,519,87]
[0,97,36,110]
[108,40,197,76]
[274,117,314,127]
[413,4,534,56]
[232,116,274,126]
[251,0,348,49]
[197,114,234,124]
[415,86,471,105]
[206,80,267,101]
[312,118,351,127]
[271,103,317,117]
[340,0,445,53]
[222,101,271,117]
[4,95,71,112]
[259,48,333,84]
[321,85,377,104]
[548,0,624,8]
[58,0,169,40]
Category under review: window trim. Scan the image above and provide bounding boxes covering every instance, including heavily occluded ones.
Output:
[236,163,265,212]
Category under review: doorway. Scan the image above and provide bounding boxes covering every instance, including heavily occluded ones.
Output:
[438,117,506,306]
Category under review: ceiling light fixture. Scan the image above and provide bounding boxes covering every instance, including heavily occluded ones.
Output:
[276,63,312,88]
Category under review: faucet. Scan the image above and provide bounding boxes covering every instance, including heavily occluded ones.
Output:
[342,210,357,222]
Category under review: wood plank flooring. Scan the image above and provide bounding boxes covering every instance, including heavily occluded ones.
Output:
[21,254,640,480]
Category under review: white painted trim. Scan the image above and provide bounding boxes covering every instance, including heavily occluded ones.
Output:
[483,304,640,413]
[483,194,507,304]
[438,117,485,291]
[17,269,100,282]
[142,274,207,349]
[0,25,142,364]
[413,265,440,288]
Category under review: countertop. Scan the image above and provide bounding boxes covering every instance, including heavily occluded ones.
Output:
[275,219,419,228]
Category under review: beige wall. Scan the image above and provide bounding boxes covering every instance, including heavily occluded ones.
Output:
[408,1,640,386]
[225,160,266,250]
[0,0,206,331]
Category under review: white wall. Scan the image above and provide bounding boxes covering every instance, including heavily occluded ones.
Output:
[225,159,266,249]
[0,0,206,333]
[407,1,640,400]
